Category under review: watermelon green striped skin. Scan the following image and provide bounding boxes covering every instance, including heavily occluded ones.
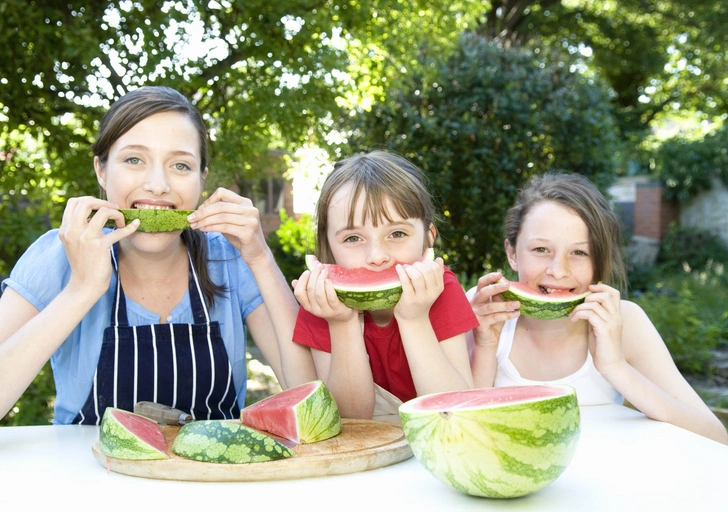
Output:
[499,278,591,320]
[305,248,435,311]
[241,380,341,444]
[399,385,580,498]
[99,407,169,460]
[172,420,294,464]
[116,209,193,232]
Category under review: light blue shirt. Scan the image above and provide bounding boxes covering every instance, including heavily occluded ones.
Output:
[2,229,263,424]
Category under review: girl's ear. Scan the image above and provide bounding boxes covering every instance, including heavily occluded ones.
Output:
[505,239,518,272]
[427,223,437,247]
[202,168,209,181]
[94,156,106,190]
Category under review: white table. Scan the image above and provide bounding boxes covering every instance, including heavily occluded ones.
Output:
[1,405,725,511]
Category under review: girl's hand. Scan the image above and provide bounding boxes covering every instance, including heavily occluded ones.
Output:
[187,188,268,265]
[58,196,139,297]
[569,283,625,375]
[293,263,358,324]
[393,257,445,322]
[468,272,520,349]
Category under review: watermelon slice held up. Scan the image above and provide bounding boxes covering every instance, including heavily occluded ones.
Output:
[172,420,295,464]
[305,248,435,311]
[241,380,341,444]
[399,385,580,498]
[99,407,169,460]
[498,278,591,320]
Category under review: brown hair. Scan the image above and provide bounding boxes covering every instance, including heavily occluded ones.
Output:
[315,150,438,264]
[93,86,224,305]
[503,172,627,293]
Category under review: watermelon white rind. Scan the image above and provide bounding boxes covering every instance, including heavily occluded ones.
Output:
[498,278,591,320]
[172,420,295,464]
[399,385,580,498]
[99,407,169,460]
[304,248,435,311]
[241,380,341,444]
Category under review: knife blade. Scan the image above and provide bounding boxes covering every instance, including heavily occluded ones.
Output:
[134,401,193,425]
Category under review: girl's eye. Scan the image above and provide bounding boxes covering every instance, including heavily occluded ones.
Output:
[343,235,361,243]
[174,162,192,171]
[125,157,141,165]
[574,250,589,257]
[534,247,547,253]
[390,231,407,239]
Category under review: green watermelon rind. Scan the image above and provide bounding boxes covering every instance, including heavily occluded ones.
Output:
[104,209,194,232]
[399,386,580,498]
[99,408,169,460]
[171,420,295,464]
[498,279,590,320]
[295,381,342,443]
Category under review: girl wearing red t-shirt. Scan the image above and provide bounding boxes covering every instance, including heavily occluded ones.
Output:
[292,150,478,420]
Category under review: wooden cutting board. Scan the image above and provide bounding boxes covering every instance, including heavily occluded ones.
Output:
[91,418,412,481]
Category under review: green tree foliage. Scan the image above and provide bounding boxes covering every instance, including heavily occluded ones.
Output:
[656,124,728,202]
[340,35,620,278]
[0,0,479,277]
[266,210,315,286]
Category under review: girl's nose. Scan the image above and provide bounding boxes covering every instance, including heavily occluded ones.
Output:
[143,164,171,196]
[366,242,391,267]
[546,255,571,279]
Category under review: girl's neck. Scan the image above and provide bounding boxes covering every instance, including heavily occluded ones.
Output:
[117,237,187,284]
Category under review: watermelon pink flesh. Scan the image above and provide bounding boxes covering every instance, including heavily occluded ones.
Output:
[305,248,434,290]
[241,382,316,442]
[507,280,578,298]
[411,385,568,411]
[112,409,167,454]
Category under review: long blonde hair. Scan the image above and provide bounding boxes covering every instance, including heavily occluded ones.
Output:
[315,150,438,264]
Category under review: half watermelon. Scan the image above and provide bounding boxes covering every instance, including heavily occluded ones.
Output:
[98,407,169,460]
[399,385,580,498]
[305,248,435,311]
[241,380,341,444]
[498,278,591,320]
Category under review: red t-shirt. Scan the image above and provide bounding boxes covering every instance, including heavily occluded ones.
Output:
[292,268,479,403]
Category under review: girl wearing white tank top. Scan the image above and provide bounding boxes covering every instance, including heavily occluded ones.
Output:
[466,173,727,445]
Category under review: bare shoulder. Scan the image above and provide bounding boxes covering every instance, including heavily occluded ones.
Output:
[619,299,668,359]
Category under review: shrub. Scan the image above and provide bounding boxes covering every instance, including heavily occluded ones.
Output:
[0,361,55,426]
[266,209,315,287]
[656,224,728,272]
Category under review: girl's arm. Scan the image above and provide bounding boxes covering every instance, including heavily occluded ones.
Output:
[395,258,474,394]
[614,301,727,444]
[190,188,317,390]
[293,263,375,418]
[0,197,137,419]
[572,285,728,444]
[467,272,521,388]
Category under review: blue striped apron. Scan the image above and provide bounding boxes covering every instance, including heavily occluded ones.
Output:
[72,245,240,425]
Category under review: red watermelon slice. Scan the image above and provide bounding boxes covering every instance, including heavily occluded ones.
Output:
[241,380,341,444]
[305,248,435,310]
[99,407,169,460]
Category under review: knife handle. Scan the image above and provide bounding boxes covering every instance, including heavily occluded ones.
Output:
[134,401,192,425]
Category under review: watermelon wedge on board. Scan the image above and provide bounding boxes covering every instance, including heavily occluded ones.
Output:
[399,385,580,498]
[304,248,435,311]
[171,420,294,464]
[498,278,591,320]
[98,407,169,460]
[241,380,341,444]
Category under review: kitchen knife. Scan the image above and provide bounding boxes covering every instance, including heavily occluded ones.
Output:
[134,401,193,425]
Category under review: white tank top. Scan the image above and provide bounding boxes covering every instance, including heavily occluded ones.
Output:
[494,318,623,406]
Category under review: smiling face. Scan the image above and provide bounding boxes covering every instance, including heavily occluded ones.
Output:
[327,182,435,270]
[506,200,595,295]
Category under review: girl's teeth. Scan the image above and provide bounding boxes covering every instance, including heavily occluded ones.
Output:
[133,204,172,210]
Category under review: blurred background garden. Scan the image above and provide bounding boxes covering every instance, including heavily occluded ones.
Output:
[1,0,727,426]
